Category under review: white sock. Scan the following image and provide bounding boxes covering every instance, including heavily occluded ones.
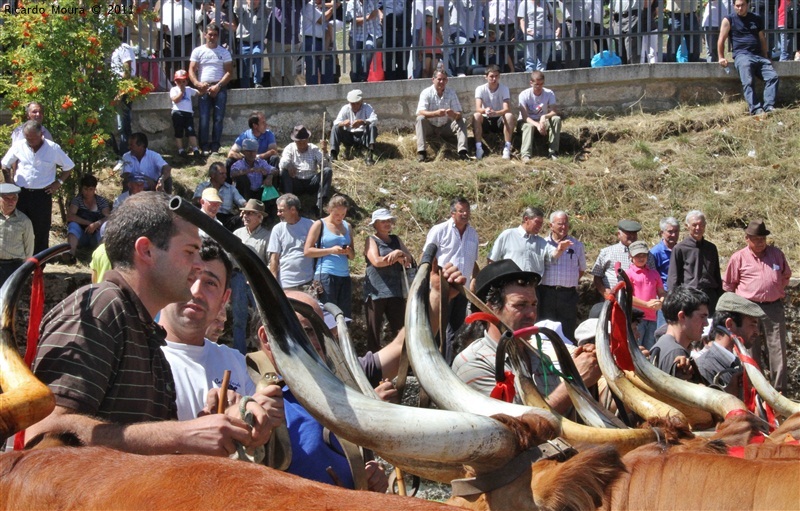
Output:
[505,141,512,149]
[476,142,482,149]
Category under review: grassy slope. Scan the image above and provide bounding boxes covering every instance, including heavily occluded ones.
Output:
[154,102,800,274]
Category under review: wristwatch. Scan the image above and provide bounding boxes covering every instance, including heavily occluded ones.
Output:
[57,178,64,185]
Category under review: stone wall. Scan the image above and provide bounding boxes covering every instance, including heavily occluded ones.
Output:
[133,62,800,152]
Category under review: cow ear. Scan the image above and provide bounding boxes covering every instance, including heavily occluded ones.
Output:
[530,445,625,511]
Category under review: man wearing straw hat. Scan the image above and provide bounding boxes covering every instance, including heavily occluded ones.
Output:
[279,125,332,216]
[329,89,378,166]
[723,219,792,393]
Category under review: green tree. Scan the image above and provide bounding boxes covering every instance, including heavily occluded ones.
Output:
[0,0,155,213]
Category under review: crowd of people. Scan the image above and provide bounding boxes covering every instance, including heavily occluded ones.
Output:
[120,0,799,90]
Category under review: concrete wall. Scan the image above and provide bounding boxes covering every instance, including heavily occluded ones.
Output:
[133,62,800,152]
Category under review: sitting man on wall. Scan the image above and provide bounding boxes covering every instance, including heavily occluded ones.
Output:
[518,70,561,162]
[278,125,332,215]
[193,162,247,230]
[415,70,469,162]
[121,132,173,194]
[226,111,281,197]
[329,89,378,166]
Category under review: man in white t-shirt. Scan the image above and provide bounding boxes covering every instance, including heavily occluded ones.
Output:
[159,238,284,429]
[111,35,137,155]
[472,65,515,160]
[517,70,561,162]
[189,23,233,155]
[268,194,316,291]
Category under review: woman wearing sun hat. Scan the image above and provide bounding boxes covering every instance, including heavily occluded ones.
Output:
[363,207,414,352]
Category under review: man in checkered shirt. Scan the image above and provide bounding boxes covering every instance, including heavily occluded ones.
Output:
[591,219,655,297]
[279,125,332,214]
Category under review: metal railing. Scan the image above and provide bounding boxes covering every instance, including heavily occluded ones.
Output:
[117,0,798,90]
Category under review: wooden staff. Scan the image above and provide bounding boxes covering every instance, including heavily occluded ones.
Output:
[217,369,231,414]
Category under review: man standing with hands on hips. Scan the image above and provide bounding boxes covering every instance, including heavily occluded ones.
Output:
[2,121,74,254]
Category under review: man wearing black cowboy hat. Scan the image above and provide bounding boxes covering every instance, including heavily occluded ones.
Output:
[723,219,792,393]
[278,125,332,215]
[450,259,600,414]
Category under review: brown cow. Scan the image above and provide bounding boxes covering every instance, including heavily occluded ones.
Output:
[0,446,452,511]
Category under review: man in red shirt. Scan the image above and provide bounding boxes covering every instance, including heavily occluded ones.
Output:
[723,219,792,393]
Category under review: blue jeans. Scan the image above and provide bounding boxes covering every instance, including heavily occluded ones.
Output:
[778,31,793,61]
[198,86,228,152]
[319,273,352,318]
[239,41,264,88]
[734,52,779,113]
[638,319,658,351]
[524,34,551,71]
[304,36,335,85]
[230,270,255,355]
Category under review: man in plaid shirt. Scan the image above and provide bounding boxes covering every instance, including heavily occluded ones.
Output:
[279,125,332,214]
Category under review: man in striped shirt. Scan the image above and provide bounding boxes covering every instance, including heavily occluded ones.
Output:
[28,193,265,456]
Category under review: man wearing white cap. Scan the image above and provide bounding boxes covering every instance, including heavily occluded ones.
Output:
[330,90,378,166]
[0,183,34,286]
[198,187,224,238]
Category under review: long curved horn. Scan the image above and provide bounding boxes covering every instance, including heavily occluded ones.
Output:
[406,246,662,450]
[325,302,379,399]
[0,245,67,441]
[731,336,800,418]
[595,301,688,425]
[170,199,520,468]
[622,369,716,429]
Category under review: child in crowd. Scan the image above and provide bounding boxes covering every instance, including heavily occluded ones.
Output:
[421,7,444,78]
[625,240,665,350]
[169,69,201,157]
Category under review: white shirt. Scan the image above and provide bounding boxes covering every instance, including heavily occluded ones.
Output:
[111,43,137,78]
[487,0,519,24]
[161,339,256,421]
[425,218,479,283]
[121,149,169,183]
[2,138,75,189]
[518,86,557,121]
[475,83,511,113]
[301,1,328,38]
[333,103,378,129]
[170,86,198,113]
[190,45,233,83]
[161,0,204,35]
[267,217,316,287]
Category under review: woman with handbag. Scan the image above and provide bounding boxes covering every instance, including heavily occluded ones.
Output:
[304,195,355,317]
[363,208,414,352]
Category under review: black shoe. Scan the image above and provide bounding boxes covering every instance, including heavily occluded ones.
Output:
[330,151,338,161]
[459,150,470,161]
[365,153,375,166]
[417,152,427,163]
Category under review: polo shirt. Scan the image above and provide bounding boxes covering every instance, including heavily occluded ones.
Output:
[34,271,178,423]
[649,239,673,288]
[625,264,663,321]
[234,128,277,154]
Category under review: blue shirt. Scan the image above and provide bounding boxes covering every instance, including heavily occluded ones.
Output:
[318,220,351,277]
[234,128,277,154]
[284,387,354,489]
[649,240,672,290]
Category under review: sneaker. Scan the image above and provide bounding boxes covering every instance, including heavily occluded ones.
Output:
[365,153,376,166]
[502,147,511,160]
[549,152,558,160]
[417,152,427,163]
[475,145,484,160]
[764,106,775,113]
[522,156,531,163]
[458,150,470,161]
[191,148,202,157]
[178,148,186,157]
[753,108,765,116]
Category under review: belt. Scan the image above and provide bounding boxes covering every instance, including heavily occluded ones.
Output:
[540,285,576,291]
[754,298,782,305]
